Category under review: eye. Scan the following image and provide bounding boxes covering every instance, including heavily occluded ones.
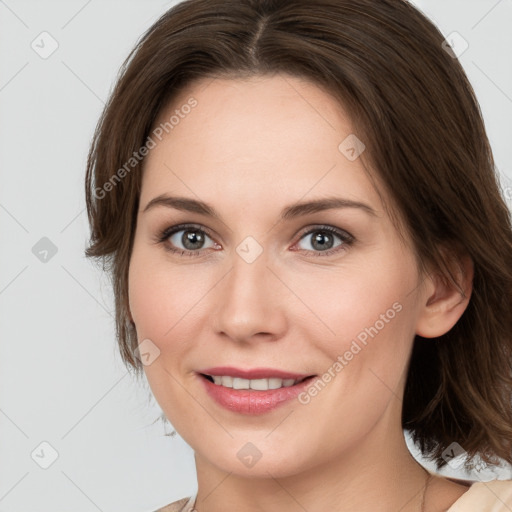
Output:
[156,223,354,258]
[157,224,220,256]
[294,226,354,256]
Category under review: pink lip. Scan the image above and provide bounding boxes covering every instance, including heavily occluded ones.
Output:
[197,367,316,415]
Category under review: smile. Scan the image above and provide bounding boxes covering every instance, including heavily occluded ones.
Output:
[197,367,317,414]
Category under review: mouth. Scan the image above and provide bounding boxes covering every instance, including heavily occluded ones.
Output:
[199,373,313,390]
[196,367,317,414]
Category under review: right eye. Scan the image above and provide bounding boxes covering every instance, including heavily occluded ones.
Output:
[157,224,221,256]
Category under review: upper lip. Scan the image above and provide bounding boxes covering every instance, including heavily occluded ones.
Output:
[198,366,314,380]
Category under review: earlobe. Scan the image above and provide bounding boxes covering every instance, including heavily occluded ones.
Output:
[416,253,474,338]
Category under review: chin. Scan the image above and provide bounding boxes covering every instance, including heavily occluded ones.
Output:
[195,438,318,480]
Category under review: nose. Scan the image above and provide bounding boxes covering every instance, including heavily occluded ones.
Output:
[212,247,288,344]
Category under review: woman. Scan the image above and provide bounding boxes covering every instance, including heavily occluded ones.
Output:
[84,0,512,510]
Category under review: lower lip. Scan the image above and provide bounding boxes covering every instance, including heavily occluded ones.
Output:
[198,374,316,414]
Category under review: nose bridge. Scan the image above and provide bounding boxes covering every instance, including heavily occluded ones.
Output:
[213,243,287,341]
[230,246,269,299]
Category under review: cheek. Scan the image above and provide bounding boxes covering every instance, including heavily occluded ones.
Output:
[128,267,170,342]
[285,258,419,404]
[128,245,207,345]
[285,259,416,347]
[127,248,206,422]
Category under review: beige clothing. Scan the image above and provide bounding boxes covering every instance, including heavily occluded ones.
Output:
[155,479,512,511]
[446,479,512,511]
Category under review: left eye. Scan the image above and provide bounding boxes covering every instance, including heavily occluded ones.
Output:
[168,228,217,251]
[296,228,349,253]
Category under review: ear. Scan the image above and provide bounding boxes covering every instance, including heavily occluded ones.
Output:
[415,250,474,338]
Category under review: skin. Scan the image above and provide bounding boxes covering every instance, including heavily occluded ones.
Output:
[128,74,473,511]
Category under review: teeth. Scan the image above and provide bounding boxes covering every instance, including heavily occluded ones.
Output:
[208,375,301,390]
[233,377,249,390]
[221,376,233,387]
[251,378,271,390]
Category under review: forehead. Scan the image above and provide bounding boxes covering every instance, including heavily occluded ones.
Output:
[152,73,352,154]
[142,74,381,210]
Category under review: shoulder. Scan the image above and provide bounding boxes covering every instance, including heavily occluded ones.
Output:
[153,496,192,512]
[448,479,512,511]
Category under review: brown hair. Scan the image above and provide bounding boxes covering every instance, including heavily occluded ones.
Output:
[85,0,512,470]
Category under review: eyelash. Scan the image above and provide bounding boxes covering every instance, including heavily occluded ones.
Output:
[155,223,355,258]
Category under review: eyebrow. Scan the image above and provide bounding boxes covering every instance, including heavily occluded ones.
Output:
[142,194,377,220]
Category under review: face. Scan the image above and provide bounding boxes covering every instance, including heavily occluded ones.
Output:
[128,74,428,478]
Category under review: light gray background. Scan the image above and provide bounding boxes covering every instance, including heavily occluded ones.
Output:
[1,1,511,511]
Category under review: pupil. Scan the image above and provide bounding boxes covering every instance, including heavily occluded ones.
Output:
[312,231,333,251]
[183,230,204,250]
